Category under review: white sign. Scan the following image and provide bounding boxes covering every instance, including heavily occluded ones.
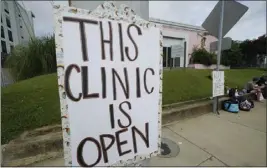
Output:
[212,71,225,97]
[54,4,162,167]
[171,45,184,58]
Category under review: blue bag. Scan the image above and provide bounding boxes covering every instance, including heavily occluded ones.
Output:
[223,99,239,113]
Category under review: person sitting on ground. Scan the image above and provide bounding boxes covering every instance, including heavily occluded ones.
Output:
[256,75,267,99]
[245,77,265,101]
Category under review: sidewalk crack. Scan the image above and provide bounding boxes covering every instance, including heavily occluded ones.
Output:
[166,127,228,166]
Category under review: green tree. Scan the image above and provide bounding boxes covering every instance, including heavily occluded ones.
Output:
[5,35,56,81]
[221,34,266,67]
[191,47,216,66]
[221,40,243,67]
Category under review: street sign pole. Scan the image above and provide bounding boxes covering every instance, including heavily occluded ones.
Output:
[213,0,225,115]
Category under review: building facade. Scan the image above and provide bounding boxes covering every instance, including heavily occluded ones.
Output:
[1,0,35,55]
[150,18,217,68]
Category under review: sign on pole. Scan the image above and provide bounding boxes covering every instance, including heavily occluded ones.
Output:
[171,45,184,58]
[202,0,248,114]
[53,2,162,167]
[210,37,232,52]
[212,71,225,97]
[202,0,248,39]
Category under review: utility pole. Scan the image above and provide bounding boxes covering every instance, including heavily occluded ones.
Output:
[213,0,225,114]
[202,0,248,114]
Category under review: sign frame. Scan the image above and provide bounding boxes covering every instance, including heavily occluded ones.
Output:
[53,2,163,167]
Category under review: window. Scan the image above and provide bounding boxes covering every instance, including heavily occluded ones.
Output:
[8,30,13,42]
[21,36,24,39]
[1,40,7,53]
[163,47,172,68]
[6,17,11,28]
[1,26,5,38]
[4,1,9,14]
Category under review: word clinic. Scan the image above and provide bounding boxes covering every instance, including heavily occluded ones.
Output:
[63,17,156,101]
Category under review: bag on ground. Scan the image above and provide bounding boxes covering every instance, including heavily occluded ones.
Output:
[223,99,239,113]
[258,92,264,101]
[239,99,253,111]
[228,88,236,98]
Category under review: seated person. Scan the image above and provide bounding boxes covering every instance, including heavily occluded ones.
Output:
[256,75,267,98]
[246,77,265,101]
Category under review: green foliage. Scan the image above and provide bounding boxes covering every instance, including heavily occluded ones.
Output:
[5,35,57,81]
[191,47,217,66]
[222,41,243,67]
[2,69,263,144]
[222,35,266,67]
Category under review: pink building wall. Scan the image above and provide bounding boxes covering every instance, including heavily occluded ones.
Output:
[162,26,217,64]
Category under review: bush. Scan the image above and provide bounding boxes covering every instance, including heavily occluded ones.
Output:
[5,35,57,81]
[191,47,217,66]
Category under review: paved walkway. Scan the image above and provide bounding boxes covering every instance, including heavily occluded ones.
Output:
[31,101,266,166]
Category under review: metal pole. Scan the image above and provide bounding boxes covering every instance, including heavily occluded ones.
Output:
[213,0,225,115]
[68,0,72,6]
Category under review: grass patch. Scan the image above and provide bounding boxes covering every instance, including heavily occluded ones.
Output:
[1,69,264,144]
[1,74,60,144]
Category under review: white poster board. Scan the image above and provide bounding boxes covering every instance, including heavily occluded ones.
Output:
[212,71,225,97]
[53,2,162,167]
[171,45,184,58]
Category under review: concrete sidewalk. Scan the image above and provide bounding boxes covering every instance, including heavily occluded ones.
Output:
[31,101,266,167]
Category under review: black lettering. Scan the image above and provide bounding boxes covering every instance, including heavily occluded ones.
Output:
[125,24,142,61]
[109,104,115,129]
[65,64,82,101]
[136,68,141,98]
[144,68,155,94]
[63,17,98,61]
[118,101,132,128]
[115,128,131,156]
[101,67,106,99]
[81,66,99,99]
[118,23,125,61]
[112,68,129,100]
[100,134,115,163]
[132,122,149,153]
[100,21,113,61]
[77,137,102,167]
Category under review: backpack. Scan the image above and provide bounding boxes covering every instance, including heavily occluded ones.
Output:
[223,99,239,113]
[228,88,237,98]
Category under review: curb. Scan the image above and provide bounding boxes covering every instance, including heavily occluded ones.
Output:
[2,125,63,167]
[2,94,254,166]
